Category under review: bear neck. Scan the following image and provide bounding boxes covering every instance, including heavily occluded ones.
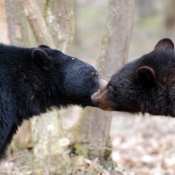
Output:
[0,44,56,119]
[138,86,175,117]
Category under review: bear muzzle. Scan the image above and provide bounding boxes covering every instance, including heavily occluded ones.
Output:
[91,86,115,111]
[99,77,108,88]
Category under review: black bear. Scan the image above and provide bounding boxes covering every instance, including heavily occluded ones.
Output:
[92,38,175,117]
[0,43,106,159]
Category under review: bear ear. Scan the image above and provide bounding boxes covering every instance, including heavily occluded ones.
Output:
[38,45,51,49]
[32,49,52,71]
[136,66,156,87]
[154,38,174,51]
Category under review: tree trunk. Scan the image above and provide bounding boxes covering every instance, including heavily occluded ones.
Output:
[18,0,55,48]
[5,0,38,47]
[0,0,10,44]
[77,0,136,162]
[164,0,175,31]
[43,0,74,52]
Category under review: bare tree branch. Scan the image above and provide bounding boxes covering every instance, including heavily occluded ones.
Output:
[18,0,55,47]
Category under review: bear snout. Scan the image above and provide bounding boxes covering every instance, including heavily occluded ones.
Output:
[91,87,114,111]
[99,77,107,88]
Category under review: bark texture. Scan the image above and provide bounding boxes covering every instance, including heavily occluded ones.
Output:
[0,0,10,43]
[97,0,137,78]
[18,0,55,48]
[78,0,136,161]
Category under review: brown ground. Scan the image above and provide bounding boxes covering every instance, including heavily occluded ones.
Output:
[111,113,175,175]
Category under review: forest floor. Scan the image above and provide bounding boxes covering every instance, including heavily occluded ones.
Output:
[1,113,175,175]
[111,113,175,175]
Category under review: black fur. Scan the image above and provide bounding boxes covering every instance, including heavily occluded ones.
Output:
[0,43,101,159]
[92,38,175,117]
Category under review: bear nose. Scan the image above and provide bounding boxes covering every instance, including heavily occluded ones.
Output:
[91,86,107,105]
[91,91,99,105]
[99,77,107,88]
[91,89,115,111]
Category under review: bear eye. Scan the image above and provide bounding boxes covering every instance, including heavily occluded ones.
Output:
[92,71,98,77]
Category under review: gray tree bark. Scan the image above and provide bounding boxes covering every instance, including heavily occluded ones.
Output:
[18,0,55,48]
[164,0,175,31]
[77,0,136,162]
[0,0,10,44]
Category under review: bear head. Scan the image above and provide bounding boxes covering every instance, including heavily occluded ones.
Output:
[92,38,175,116]
[32,45,107,108]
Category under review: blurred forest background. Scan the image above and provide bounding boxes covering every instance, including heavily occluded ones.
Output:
[1,0,175,175]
